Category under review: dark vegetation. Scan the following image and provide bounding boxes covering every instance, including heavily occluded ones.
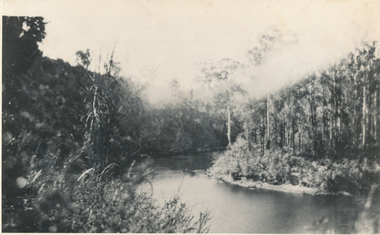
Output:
[3,16,380,233]
[203,31,380,232]
[2,16,212,232]
[209,138,379,195]
[207,39,380,196]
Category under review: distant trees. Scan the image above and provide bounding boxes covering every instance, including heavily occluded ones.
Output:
[209,37,380,197]
[198,58,244,147]
[237,42,380,160]
[203,32,272,153]
[142,79,226,155]
[194,29,379,161]
[3,15,379,231]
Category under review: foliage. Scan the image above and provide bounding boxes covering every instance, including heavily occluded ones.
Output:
[209,139,380,195]
[236,42,380,160]
[3,160,210,233]
[2,56,210,232]
[2,16,210,232]
[207,38,380,199]
[2,16,46,78]
[197,59,246,146]
[141,91,227,156]
[3,15,380,233]
[30,162,209,233]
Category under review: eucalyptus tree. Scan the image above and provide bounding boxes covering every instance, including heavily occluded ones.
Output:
[354,42,378,151]
[198,58,244,147]
[245,28,285,150]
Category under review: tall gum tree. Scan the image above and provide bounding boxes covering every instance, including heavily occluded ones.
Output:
[353,42,377,152]
[245,28,288,150]
[198,58,243,147]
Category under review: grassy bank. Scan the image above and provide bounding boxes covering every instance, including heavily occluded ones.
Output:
[208,138,380,196]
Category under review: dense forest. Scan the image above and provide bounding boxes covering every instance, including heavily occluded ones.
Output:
[2,16,213,232]
[205,33,380,196]
[2,15,380,233]
[201,31,380,233]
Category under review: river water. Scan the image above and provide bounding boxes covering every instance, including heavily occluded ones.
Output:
[147,154,364,233]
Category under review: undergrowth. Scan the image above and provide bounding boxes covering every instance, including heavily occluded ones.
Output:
[209,137,380,195]
[3,160,210,233]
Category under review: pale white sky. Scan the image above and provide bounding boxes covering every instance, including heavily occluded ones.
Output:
[3,0,380,104]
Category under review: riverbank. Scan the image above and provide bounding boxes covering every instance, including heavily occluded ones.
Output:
[208,141,380,197]
[215,175,352,196]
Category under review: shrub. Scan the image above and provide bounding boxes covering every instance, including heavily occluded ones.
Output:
[209,140,380,195]
[3,159,210,233]
[31,162,210,233]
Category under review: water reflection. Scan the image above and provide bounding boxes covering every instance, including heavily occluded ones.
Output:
[150,155,362,233]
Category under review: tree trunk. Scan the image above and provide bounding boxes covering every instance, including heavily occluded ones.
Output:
[368,84,372,138]
[329,111,333,149]
[362,85,366,148]
[374,86,377,141]
[353,74,357,146]
[245,120,251,150]
[322,107,325,150]
[261,115,264,153]
[280,117,284,149]
[286,117,289,147]
[333,75,338,148]
[227,104,231,147]
[291,120,295,152]
[285,120,288,148]
[299,116,301,151]
[266,94,271,149]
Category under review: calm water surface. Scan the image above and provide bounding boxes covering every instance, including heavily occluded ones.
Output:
[148,155,363,233]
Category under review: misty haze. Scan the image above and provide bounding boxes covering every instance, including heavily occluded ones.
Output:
[2,0,380,233]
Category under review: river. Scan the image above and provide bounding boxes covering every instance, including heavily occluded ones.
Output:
[146,154,364,233]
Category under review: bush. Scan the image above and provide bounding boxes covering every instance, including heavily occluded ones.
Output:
[10,161,210,233]
[209,139,380,195]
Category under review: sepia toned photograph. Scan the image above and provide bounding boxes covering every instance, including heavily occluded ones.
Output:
[2,0,380,233]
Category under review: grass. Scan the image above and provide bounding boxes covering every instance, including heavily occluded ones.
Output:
[3,160,211,233]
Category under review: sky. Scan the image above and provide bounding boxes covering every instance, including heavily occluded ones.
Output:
[3,0,380,104]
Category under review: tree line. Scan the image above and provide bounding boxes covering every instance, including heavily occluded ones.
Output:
[202,30,380,203]
[3,15,379,232]
[241,42,379,160]
[196,30,379,162]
